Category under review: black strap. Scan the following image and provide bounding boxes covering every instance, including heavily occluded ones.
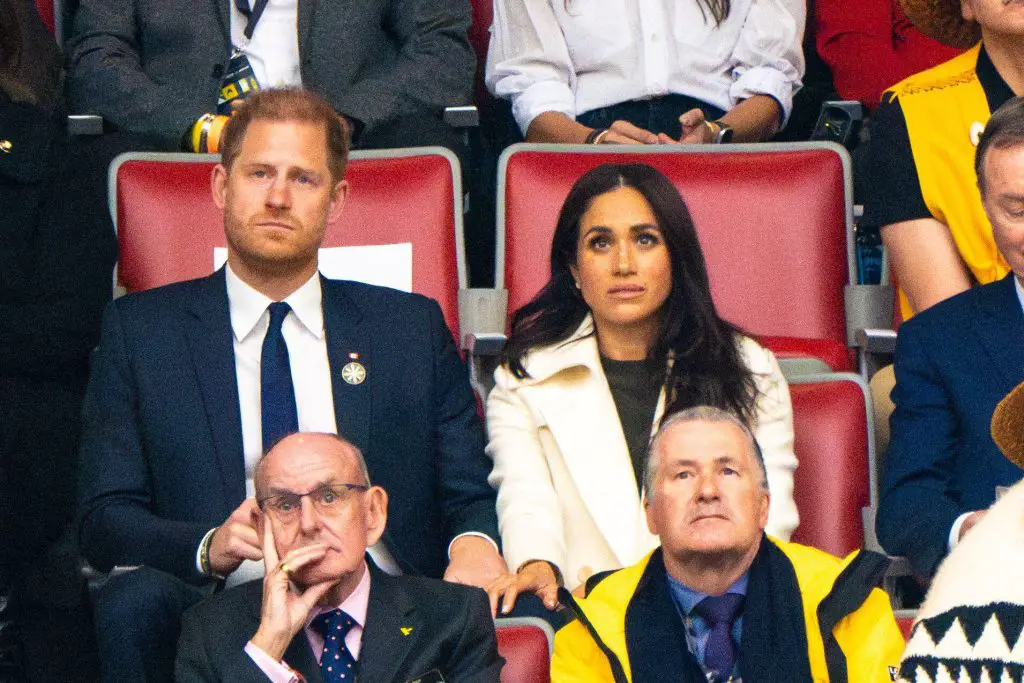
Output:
[557,587,630,683]
[233,0,271,41]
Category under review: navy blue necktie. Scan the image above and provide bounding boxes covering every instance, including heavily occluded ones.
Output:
[311,608,359,682]
[694,593,745,681]
[261,302,298,451]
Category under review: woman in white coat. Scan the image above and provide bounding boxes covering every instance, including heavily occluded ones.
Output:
[485,163,798,613]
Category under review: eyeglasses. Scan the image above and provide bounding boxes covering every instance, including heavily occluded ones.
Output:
[258,483,369,522]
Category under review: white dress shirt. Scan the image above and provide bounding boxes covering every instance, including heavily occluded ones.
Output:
[486,0,804,136]
[229,0,303,89]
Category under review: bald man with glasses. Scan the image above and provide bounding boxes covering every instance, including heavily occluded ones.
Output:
[176,432,503,683]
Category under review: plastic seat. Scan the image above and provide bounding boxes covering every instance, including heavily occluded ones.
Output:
[496,142,855,372]
[495,617,554,683]
[788,372,875,557]
[110,148,467,338]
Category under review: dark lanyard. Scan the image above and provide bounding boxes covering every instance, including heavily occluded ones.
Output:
[234,0,271,41]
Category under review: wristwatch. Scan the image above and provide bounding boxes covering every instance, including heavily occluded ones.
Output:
[704,119,734,144]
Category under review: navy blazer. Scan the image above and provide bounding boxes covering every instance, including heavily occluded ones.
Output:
[77,270,497,582]
[877,274,1024,577]
[175,563,503,683]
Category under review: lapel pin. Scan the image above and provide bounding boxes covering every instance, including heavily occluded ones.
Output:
[970,121,985,147]
[341,360,366,385]
[400,626,413,636]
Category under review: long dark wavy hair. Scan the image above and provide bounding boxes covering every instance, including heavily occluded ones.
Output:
[501,163,759,425]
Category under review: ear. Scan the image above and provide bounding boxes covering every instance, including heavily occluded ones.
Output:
[645,496,659,536]
[757,490,771,532]
[328,178,349,219]
[364,486,388,548]
[211,164,229,210]
[569,263,581,289]
[961,0,975,22]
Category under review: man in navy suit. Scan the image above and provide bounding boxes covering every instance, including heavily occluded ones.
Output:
[77,87,505,682]
[877,96,1024,577]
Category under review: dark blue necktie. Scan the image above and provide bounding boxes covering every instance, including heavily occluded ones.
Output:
[694,593,745,681]
[261,302,298,451]
[311,608,359,682]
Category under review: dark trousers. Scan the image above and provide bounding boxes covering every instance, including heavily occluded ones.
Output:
[92,568,210,683]
[577,94,726,139]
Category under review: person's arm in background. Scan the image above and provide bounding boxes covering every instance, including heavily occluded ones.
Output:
[816,0,961,109]
[329,0,475,139]
[882,218,973,314]
[66,0,220,147]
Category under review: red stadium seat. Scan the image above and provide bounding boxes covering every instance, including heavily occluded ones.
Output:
[495,617,553,683]
[110,148,467,339]
[496,143,855,371]
[788,373,875,557]
[34,0,54,33]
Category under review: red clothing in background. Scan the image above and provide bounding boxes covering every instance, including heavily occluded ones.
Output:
[815,0,962,109]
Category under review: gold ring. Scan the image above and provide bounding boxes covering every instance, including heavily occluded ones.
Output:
[280,562,292,575]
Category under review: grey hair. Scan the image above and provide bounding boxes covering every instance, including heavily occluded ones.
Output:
[255,432,371,497]
[643,406,768,500]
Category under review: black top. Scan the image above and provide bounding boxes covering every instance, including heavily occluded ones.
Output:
[601,356,663,492]
[861,45,1015,228]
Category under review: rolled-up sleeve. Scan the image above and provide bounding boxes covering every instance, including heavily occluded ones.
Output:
[486,0,577,135]
[729,0,803,125]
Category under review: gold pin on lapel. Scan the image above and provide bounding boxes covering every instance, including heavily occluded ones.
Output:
[0,140,12,154]
[400,626,413,636]
[341,352,366,385]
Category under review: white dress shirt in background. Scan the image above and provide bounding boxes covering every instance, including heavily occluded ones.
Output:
[486,0,804,135]
[229,0,303,89]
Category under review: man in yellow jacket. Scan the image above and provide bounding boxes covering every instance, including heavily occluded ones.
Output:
[551,406,904,683]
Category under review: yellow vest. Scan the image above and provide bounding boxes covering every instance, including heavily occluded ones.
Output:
[887,43,1009,319]
[551,540,905,683]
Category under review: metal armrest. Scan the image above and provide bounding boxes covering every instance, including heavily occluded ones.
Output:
[463,332,507,357]
[67,114,104,136]
[856,328,898,354]
[464,333,507,404]
[443,105,479,129]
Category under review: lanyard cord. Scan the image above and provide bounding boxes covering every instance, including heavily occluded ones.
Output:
[233,0,271,41]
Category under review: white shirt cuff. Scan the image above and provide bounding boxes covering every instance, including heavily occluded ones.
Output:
[948,512,974,551]
[195,527,218,575]
[245,641,301,683]
[447,532,500,560]
[510,81,576,136]
[729,66,795,126]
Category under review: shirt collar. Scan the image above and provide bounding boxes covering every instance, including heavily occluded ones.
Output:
[225,265,325,341]
[666,570,749,616]
[977,44,1017,114]
[306,560,372,630]
[1014,276,1024,318]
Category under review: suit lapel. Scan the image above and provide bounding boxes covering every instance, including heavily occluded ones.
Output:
[322,278,372,455]
[212,0,230,47]
[973,275,1024,387]
[183,270,246,505]
[357,570,421,683]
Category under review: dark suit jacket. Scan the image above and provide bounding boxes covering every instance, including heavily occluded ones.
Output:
[77,270,498,582]
[65,0,474,147]
[175,564,504,682]
[877,274,1024,577]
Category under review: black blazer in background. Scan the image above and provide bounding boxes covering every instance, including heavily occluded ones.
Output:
[175,564,504,682]
[77,270,498,582]
[877,273,1024,577]
[65,0,474,148]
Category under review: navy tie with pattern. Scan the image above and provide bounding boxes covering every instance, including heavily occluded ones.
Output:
[694,593,745,681]
[311,608,359,682]
[261,302,299,451]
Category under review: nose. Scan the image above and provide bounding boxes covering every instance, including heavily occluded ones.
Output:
[266,175,291,209]
[298,496,321,536]
[696,473,721,502]
[614,241,636,275]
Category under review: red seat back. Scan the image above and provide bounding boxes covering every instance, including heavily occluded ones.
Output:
[789,373,872,557]
[112,149,465,338]
[495,618,553,683]
[34,0,54,33]
[498,143,854,370]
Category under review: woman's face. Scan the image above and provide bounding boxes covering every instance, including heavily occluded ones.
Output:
[570,186,673,340]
